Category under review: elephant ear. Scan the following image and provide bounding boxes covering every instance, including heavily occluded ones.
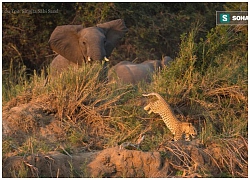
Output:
[97,19,128,57]
[49,25,85,64]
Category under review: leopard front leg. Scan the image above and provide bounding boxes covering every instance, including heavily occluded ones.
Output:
[184,134,191,141]
[144,103,154,114]
[173,133,181,141]
[144,103,151,111]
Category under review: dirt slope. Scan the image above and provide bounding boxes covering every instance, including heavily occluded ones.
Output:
[2,94,248,178]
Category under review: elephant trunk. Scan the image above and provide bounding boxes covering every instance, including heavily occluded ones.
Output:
[86,47,109,83]
[86,41,107,63]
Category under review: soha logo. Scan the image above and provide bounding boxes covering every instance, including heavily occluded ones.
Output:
[217,11,248,25]
[220,13,230,23]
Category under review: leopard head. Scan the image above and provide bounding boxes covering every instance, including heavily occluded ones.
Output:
[183,122,197,140]
[188,123,197,139]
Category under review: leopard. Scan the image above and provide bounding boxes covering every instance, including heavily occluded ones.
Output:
[142,92,197,141]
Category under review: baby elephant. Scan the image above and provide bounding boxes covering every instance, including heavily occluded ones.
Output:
[108,56,173,85]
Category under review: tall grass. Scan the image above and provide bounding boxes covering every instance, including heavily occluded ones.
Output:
[2,23,247,177]
[2,60,29,103]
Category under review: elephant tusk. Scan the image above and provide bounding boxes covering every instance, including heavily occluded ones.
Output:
[87,57,92,62]
[104,57,109,62]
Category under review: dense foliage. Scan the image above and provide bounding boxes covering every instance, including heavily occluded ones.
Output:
[4,2,246,101]
[3,2,232,71]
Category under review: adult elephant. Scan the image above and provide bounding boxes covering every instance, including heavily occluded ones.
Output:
[108,56,173,85]
[49,19,128,81]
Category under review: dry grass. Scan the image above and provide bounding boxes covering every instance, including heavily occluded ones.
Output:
[2,24,247,177]
[158,136,248,178]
